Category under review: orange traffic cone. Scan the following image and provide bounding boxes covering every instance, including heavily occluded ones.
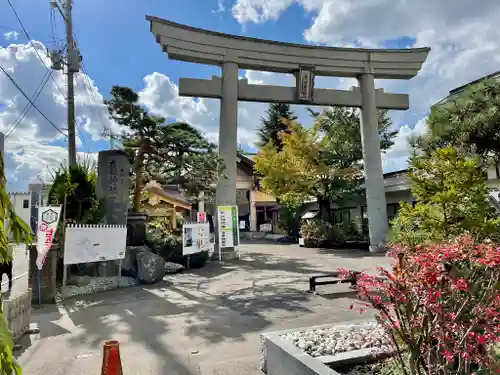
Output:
[101,340,123,375]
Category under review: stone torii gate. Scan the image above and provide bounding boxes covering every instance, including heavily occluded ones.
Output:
[146,15,430,257]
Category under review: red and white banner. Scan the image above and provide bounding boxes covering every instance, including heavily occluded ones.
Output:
[197,211,207,224]
[36,206,62,270]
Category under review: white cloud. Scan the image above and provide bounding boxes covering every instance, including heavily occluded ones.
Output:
[212,0,226,13]
[138,71,267,147]
[0,41,118,191]
[3,31,19,41]
[232,0,500,171]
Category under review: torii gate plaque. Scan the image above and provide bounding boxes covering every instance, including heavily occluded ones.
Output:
[146,16,430,257]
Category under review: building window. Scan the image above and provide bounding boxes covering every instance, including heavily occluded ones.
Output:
[23,199,29,209]
[332,209,350,225]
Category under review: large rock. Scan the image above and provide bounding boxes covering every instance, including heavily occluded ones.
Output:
[136,251,166,284]
[164,262,184,274]
[121,245,152,278]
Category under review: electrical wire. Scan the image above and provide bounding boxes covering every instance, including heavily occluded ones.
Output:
[0,25,63,43]
[0,62,66,137]
[5,69,53,138]
[5,0,66,99]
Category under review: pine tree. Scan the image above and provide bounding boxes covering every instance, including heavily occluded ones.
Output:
[257,103,296,150]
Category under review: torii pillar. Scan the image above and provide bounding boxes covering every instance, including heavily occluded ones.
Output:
[146,16,430,256]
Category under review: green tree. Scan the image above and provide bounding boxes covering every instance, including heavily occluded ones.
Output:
[147,122,223,198]
[257,103,297,150]
[413,78,500,160]
[48,158,105,224]
[390,146,500,247]
[254,107,396,220]
[105,86,223,203]
[0,154,31,375]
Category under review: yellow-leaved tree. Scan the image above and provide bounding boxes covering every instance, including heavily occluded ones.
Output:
[0,154,32,375]
[254,108,396,221]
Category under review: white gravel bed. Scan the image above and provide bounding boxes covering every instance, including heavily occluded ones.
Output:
[281,321,392,358]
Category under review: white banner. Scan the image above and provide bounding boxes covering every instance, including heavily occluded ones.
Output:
[182,223,212,256]
[36,206,62,270]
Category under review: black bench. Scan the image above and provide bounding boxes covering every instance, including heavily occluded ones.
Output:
[308,271,360,293]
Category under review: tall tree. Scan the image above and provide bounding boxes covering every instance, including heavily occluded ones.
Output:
[412,78,500,160]
[254,107,396,220]
[257,103,297,150]
[105,86,161,210]
[147,122,223,198]
[105,86,223,203]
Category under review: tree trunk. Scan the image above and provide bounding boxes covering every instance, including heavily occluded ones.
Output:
[133,143,145,212]
[318,196,331,221]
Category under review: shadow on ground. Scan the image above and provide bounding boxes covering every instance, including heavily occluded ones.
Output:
[23,241,383,374]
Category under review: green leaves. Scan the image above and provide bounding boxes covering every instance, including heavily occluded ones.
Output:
[257,103,297,150]
[106,86,222,201]
[0,153,30,374]
[254,106,396,213]
[416,78,500,159]
[390,146,500,246]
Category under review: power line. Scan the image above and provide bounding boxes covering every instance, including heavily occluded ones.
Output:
[80,62,113,146]
[5,69,53,138]
[0,25,64,42]
[0,62,66,137]
[5,0,66,99]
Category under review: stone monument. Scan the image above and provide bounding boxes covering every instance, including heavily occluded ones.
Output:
[146,16,430,254]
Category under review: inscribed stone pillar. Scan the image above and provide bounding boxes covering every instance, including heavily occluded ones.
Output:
[358,72,389,252]
[96,150,131,225]
[215,61,238,260]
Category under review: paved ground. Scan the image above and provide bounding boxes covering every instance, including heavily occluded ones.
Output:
[17,242,393,375]
[1,244,29,298]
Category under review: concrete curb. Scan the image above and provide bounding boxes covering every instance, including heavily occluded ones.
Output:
[260,319,377,375]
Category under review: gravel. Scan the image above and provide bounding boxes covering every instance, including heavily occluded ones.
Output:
[61,276,138,298]
[281,321,392,358]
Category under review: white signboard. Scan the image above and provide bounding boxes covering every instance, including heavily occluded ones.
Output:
[217,205,240,249]
[260,223,272,233]
[36,206,62,270]
[63,224,127,265]
[182,223,211,255]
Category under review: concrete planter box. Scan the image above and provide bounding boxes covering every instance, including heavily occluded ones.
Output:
[261,321,389,375]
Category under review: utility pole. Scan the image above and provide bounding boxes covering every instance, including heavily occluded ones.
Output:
[50,0,80,167]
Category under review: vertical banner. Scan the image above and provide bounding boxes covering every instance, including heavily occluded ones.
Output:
[197,211,207,223]
[36,206,62,269]
[217,205,240,249]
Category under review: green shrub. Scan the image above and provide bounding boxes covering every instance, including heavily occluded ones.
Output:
[300,218,332,245]
[48,161,105,224]
[390,147,500,247]
[300,219,365,246]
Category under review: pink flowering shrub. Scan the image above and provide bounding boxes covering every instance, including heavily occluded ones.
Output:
[341,234,500,375]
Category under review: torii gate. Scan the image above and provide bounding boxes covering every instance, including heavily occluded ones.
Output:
[146,15,430,258]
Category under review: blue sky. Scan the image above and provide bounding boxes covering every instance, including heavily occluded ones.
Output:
[1,0,499,191]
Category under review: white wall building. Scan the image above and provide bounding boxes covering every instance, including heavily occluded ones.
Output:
[6,192,31,239]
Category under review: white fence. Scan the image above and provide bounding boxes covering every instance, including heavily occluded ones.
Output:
[3,288,32,342]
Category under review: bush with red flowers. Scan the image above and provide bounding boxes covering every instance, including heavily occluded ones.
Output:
[341,234,500,375]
